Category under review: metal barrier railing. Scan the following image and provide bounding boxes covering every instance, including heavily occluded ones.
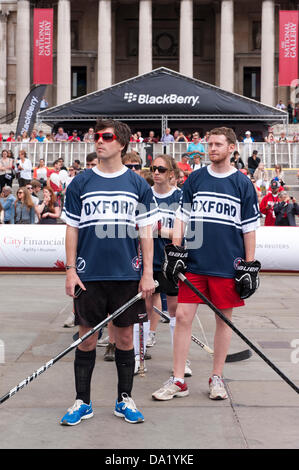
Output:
[0,141,299,168]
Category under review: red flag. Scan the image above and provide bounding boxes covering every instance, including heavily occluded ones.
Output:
[33,9,53,84]
[279,11,299,87]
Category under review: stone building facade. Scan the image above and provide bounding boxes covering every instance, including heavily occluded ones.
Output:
[0,0,296,120]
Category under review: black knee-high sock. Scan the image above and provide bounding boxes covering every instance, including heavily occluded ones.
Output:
[74,348,96,404]
[115,347,135,403]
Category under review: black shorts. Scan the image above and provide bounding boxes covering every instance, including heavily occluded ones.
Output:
[74,281,147,328]
[154,271,178,297]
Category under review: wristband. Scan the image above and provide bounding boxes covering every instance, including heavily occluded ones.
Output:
[65,265,76,271]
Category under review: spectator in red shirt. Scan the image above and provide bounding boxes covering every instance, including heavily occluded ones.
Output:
[6,131,15,142]
[260,179,283,226]
[144,130,158,143]
[68,130,81,142]
[177,153,192,182]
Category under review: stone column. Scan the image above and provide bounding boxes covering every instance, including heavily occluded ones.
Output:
[179,0,193,77]
[16,0,30,115]
[57,0,71,105]
[138,0,152,75]
[220,0,234,92]
[0,12,8,117]
[261,0,275,106]
[98,0,112,89]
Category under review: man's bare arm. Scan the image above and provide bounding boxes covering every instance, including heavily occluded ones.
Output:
[172,218,187,246]
[243,231,256,262]
[139,224,155,299]
[65,225,85,297]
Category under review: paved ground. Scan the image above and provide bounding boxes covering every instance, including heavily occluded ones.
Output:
[0,273,298,450]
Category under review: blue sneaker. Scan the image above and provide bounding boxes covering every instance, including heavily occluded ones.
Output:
[60,400,93,426]
[114,393,144,423]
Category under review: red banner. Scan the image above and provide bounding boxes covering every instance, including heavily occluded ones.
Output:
[279,10,299,86]
[33,9,53,85]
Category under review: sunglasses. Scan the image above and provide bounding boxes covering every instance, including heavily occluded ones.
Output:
[150,165,168,174]
[94,132,117,142]
[125,164,141,170]
[17,191,24,194]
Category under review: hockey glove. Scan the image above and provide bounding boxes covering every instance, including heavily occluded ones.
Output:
[235,259,261,299]
[162,244,188,285]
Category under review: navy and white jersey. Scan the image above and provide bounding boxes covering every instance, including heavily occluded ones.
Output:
[152,186,182,272]
[177,165,260,278]
[65,166,159,281]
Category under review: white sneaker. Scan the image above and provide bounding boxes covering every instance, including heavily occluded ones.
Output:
[171,360,192,377]
[63,312,75,328]
[152,377,189,401]
[209,375,228,400]
[134,355,148,375]
[97,335,109,347]
[184,360,192,377]
[146,331,156,348]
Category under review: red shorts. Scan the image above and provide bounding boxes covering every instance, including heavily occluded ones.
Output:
[178,272,245,310]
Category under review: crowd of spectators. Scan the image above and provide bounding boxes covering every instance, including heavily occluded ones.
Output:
[0,127,97,144]
[0,149,99,225]
[0,126,298,226]
[2,126,299,145]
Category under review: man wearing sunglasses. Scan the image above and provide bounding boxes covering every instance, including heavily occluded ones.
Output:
[122,152,142,175]
[62,119,158,426]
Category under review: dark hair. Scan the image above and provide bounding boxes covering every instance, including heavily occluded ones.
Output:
[86,152,98,163]
[209,127,236,145]
[95,119,131,158]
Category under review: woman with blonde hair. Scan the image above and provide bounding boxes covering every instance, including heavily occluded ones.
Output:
[14,187,35,224]
[253,162,269,196]
[145,154,192,376]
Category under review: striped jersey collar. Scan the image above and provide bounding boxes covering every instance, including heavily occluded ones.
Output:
[207,164,237,179]
[92,165,128,178]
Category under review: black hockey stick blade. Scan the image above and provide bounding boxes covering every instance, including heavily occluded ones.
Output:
[153,305,252,363]
[226,349,252,363]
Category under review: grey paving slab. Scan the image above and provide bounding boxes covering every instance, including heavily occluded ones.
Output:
[0,274,298,450]
[233,408,299,449]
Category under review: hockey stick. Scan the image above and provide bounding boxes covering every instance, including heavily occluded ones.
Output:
[153,306,251,362]
[0,290,146,405]
[178,273,299,394]
[139,322,145,377]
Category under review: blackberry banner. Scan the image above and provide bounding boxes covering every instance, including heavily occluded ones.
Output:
[16,85,47,137]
